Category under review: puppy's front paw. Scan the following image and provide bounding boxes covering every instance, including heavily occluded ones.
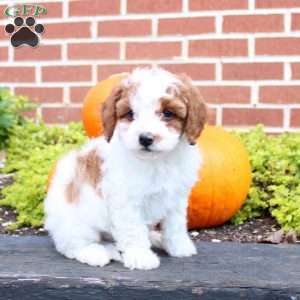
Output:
[75,244,111,267]
[165,238,197,257]
[122,247,160,270]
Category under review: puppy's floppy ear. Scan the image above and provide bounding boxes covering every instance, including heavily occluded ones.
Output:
[177,74,207,145]
[101,85,123,142]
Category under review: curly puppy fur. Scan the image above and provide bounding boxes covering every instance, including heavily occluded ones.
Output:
[45,67,207,270]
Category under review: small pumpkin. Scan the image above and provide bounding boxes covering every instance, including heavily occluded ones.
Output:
[49,74,251,229]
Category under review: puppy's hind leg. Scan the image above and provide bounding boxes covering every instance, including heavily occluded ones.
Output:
[48,221,121,267]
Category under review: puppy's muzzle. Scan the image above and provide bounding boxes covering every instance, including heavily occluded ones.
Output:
[139,133,154,149]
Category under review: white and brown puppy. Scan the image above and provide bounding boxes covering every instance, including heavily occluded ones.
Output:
[44,67,207,270]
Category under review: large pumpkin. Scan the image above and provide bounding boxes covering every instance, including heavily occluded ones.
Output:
[75,75,252,229]
[188,126,251,229]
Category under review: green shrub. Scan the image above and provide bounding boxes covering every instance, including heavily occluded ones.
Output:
[232,126,300,234]
[0,88,36,150]
[1,121,300,234]
[0,120,86,228]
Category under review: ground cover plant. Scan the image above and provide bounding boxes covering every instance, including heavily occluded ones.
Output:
[0,120,86,228]
[232,126,300,234]
[0,117,300,235]
[0,88,35,150]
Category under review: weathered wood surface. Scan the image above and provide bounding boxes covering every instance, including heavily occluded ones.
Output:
[0,235,299,299]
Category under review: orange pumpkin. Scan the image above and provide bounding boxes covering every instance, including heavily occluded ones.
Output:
[188,126,251,229]
[49,74,251,229]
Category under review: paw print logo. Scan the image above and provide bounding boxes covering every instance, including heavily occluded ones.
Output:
[5,17,44,48]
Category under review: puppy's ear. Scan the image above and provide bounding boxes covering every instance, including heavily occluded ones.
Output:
[177,74,207,145]
[101,85,123,142]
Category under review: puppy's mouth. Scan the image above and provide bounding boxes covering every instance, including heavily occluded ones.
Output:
[138,146,163,156]
[135,146,165,160]
[141,146,153,152]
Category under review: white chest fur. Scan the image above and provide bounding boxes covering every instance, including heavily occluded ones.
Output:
[101,137,201,226]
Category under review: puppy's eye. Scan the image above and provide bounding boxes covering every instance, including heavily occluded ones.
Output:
[124,110,134,121]
[162,110,174,119]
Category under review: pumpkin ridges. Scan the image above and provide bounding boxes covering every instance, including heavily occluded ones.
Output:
[205,143,219,228]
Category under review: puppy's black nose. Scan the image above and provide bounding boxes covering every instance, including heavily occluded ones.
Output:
[139,133,154,147]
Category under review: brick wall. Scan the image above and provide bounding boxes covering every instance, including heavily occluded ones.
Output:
[1,0,300,132]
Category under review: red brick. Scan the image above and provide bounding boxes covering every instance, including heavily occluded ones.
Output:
[292,14,300,31]
[207,108,217,125]
[68,43,119,60]
[97,64,150,80]
[14,45,61,61]
[223,14,283,33]
[0,25,8,40]
[69,0,119,16]
[0,67,35,82]
[259,86,300,104]
[190,0,247,10]
[44,22,91,39]
[189,39,247,57]
[256,38,300,56]
[70,86,91,103]
[35,2,63,18]
[200,86,250,104]
[0,47,8,61]
[290,109,300,127]
[42,107,81,123]
[256,0,300,8]
[158,17,215,35]
[0,5,6,19]
[15,87,63,103]
[159,63,215,80]
[223,63,283,80]
[127,0,181,13]
[291,63,300,79]
[42,65,91,82]
[222,108,283,127]
[126,42,181,59]
[98,20,151,37]
[22,110,38,120]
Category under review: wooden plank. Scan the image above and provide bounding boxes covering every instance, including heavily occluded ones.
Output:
[0,236,299,299]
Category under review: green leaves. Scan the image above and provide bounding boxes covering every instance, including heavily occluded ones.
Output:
[231,125,300,235]
[0,88,36,150]
[0,120,86,228]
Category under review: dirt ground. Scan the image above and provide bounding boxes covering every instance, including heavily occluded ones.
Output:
[0,204,286,243]
[0,173,298,244]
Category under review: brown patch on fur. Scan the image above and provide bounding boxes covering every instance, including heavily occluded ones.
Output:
[65,149,102,203]
[101,83,137,141]
[158,97,187,134]
[160,97,187,119]
[116,97,131,119]
[166,118,185,133]
[101,85,123,142]
[176,74,207,145]
[65,181,79,204]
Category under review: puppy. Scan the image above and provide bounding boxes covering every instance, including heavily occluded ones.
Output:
[44,67,207,270]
